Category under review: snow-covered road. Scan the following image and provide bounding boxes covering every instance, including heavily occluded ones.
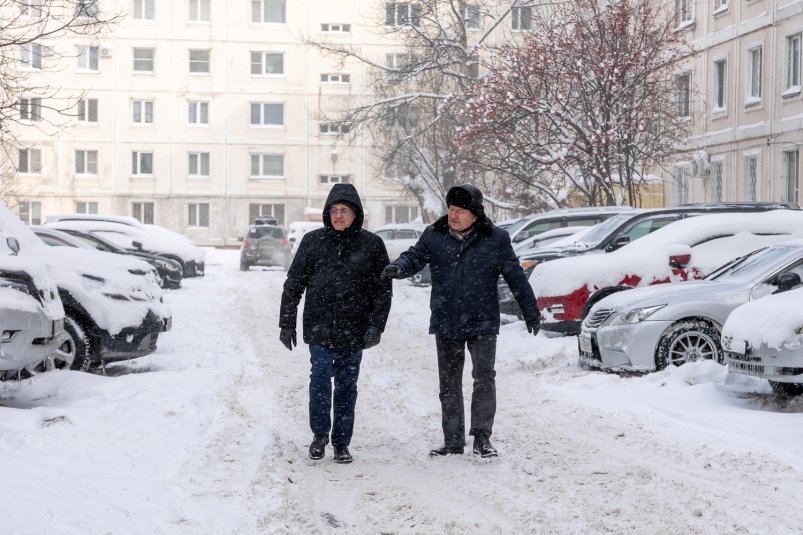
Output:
[2,248,803,534]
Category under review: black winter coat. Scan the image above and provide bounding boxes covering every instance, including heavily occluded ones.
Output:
[280,184,392,350]
[392,215,539,339]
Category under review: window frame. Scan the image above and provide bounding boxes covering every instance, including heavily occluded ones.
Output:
[133,47,155,73]
[785,32,802,96]
[712,58,727,112]
[187,202,210,227]
[75,149,99,175]
[77,45,99,71]
[319,122,351,136]
[250,51,285,76]
[189,49,210,74]
[385,2,422,28]
[187,151,211,178]
[321,23,351,33]
[188,100,209,126]
[746,45,763,105]
[249,153,285,179]
[19,97,43,122]
[742,152,760,202]
[132,201,155,224]
[511,6,532,31]
[18,201,42,225]
[783,149,800,204]
[75,201,99,214]
[319,174,350,185]
[320,73,350,84]
[132,150,155,177]
[133,0,155,20]
[676,71,692,119]
[20,43,44,69]
[189,0,211,22]
[251,0,286,24]
[77,98,98,124]
[18,148,42,174]
[249,102,284,128]
[132,99,154,125]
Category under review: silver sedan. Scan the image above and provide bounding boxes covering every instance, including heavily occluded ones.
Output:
[578,242,803,372]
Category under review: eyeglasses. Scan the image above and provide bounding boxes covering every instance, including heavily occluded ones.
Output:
[330,207,353,216]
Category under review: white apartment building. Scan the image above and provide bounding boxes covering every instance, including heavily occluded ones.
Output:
[667,0,803,207]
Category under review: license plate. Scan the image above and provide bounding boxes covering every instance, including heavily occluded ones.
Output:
[579,332,593,353]
[723,336,746,355]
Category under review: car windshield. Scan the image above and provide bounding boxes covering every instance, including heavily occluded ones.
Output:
[68,232,127,253]
[706,245,796,282]
[573,213,635,248]
[250,227,284,239]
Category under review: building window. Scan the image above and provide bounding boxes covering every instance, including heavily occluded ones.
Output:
[133,0,155,20]
[189,49,210,73]
[713,0,728,13]
[132,100,154,124]
[676,72,692,118]
[783,149,800,204]
[75,149,98,175]
[250,102,284,127]
[709,160,724,202]
[188,203,210,227]
[320,175,350,185]
[77,46,99,71]
[252,0,285,23]
[747,46,762,103]
[76,201,99,214]
[385,204,419,224]
[386,103,419,130]
[511,6,532,31]
[77,98,98,123]
[19,1,44,19]
[20,43,44,69]
[672,165,691,205]
[132,151,154,176]
[188,100,209,125]
[189,0,210,22]
[465,4,480,30]
[320,73,350,83]
[385,53,410,68]
[18,148,42,173]
[386,2,421,27]
[319,122,350,135]
[786,33,801,94]
[76,1,99,18]
[250,153,284,178]
[249,203,284,225]
[188,152,210,178]
[133,48,155,72]
[676,0,692,26]
[321,23,350,33]
[132,201,155,224]
[743,153,759,201]
[19,98,43,122]
[18,201,42,225]
[250,51,284,75]
[713,59,726,111]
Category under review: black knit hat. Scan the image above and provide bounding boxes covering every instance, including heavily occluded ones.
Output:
[446,184,485,218]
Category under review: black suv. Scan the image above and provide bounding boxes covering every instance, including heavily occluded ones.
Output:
[500,202,800,317]
[240,223,290,270]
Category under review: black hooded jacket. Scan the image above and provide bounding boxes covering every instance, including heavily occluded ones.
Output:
[280,184,392,350]
[391,211,539,339]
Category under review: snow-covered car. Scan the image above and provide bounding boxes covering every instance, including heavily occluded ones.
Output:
[0,236,67,377]
[373,223,432,285]
[1,203,172,368]
[502,206,634,245]
[722,285,803,396]
[44,215,206,278]
[512,225,592,255]
[533,210,803,336]
[580,240,803,372]
[287,221,324,256]
[239,223,291,271]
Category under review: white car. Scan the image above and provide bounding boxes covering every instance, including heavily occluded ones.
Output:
[373,223,426,261]
[287,221,323,255]
[723,284,803,396]
[512,225,592,255]
[44,214,206,277]
[580,240,803,373]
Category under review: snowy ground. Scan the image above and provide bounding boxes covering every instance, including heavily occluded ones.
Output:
[2,248,803,534]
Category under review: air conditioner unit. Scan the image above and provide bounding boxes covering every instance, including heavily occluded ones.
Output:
[100,46,112,58]
[692,150,710,176]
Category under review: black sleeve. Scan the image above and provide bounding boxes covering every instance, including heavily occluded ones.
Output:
[368,237,393,331]
[279,233,313,329]
[499,233,540,323]
[392,228,431,277]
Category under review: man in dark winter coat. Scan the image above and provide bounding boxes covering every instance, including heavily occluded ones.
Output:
[280,183,392,464]
[381,184,539,458]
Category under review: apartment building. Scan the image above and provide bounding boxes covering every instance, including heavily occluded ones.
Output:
[667,0,803,207]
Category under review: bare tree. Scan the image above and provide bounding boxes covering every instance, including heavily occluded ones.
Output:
[306,0,537,222]
[458,0,694,207]
[0,0,121,206]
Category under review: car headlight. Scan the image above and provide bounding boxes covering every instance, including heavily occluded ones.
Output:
[607,304,666,326]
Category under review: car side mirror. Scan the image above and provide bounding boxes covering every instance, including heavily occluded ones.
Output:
[512,233,526,243]
[775,272,801,293]
[132,240,143,250]
[606,235,630,252]
[6,237,20,255]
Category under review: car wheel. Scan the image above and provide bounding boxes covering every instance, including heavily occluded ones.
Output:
[655,320,723,370]
[582,286,632,319]
[42,317,92,372]
[769,381,803,397]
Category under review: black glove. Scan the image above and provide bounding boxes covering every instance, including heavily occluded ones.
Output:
[363,326,382,349]
[280,327,297,351]
[526,319,540,337]
[381,265,402,279]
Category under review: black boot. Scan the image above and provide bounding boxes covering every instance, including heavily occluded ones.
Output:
[333,446,353,464]
[429,445,464,457]
[473,434,498,458]
[309,434,329,460]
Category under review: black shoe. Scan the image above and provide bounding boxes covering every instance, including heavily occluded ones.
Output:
[333,446,353,464]
[429,445,464,457]
[473,434,498,458]
[309,434,329,460]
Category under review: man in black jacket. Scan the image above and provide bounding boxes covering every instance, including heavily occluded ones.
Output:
[280,183,392,464]
[382,184,540,458]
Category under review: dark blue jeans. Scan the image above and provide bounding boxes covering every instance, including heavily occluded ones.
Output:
[309,345,363,447]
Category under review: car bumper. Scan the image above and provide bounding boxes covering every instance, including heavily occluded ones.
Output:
[726,343,803,383]
[185,260,205,278]
[97,311,170,363]
[579,320,672,372]
[0,312,65,372]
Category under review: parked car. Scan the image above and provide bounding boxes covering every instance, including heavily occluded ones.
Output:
[2,204,172,369]
[723,284,803,396]
[0,235,68,378]
[533,209,803,336]
[287,221,324,256]
[373,223,431,284]
[44,214,206,278]
[502,206,634,245]
[239,223,291,270]
[580,239,803,372]
[512,225,592,255]
[500,203,800,318]
[37,227,183,289]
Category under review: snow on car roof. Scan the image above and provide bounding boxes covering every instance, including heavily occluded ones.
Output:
[722,285,803,350]
[530,210,803,296]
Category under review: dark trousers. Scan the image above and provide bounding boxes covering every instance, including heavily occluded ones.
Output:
[309,345,363,448]
[435,334,497,448]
